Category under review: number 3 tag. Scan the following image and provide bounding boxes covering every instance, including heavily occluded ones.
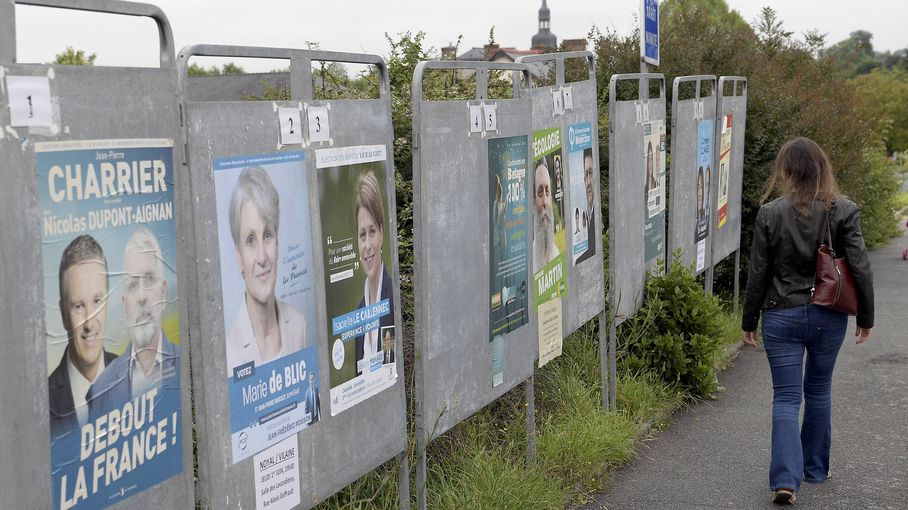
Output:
[308,105,330,143]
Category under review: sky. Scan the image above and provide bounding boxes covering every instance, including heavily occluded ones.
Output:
[10,1,908,71]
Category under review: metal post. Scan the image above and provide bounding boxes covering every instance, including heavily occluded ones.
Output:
[599,310,610,410]
[398,452,410,510]
[416,431,426,510]
[525,375,536,466]
[705,265,714,295]
[0,0,15,63]
[733,248,741,313]
[609,316,618,410]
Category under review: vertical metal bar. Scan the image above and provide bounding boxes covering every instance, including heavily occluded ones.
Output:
[609,316,618,410]
[599,310,610,409]
[525,375,536,466]
[398,452,410,510]
[733,249,741,314]
[476,66,489,101]
[416,433,426,510]
[0,0,15,63]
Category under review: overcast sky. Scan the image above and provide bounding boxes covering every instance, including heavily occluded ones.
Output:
[11,1,908,71]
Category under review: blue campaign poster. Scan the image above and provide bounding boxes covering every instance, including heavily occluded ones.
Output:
[567,122,596,265]
[37,139,183,510]
[213,151,321,463]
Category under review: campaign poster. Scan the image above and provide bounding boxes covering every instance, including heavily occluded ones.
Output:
[317,145,397,416]
[489,135,530,342]
[644,120,666,273]
[695,119,714,272]
[214,151,320,463]
[38,139,183,510]
[717,114,733,229]
[532,128,567,368]
[567,122,596,266]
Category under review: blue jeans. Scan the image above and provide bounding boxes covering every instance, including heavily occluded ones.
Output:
[762,304,847,492]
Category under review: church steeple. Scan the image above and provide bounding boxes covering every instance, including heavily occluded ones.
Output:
[531,0,557,50]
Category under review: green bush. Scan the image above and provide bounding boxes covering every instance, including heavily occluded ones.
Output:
[618,259,726,397]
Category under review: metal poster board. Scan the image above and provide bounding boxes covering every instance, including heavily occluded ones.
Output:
[668,75,717,276]
[711,76,748,266]
[0,2,194,509]
[515,51,606,366]
[608,73,666,321]
[178,45,407,509]
[411,60,535,508]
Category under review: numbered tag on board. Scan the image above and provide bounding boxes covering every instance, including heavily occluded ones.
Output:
[483,103,498,132]
[562,86,574,111]
[6,75,53,128]
[469,105,483,133]
[308,105,330,143]
[278,107,303,145]
[552,88,564,116]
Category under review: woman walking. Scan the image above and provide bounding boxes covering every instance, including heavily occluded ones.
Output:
[742,137,874,505]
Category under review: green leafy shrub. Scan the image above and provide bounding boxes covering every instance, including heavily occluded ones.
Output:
[618,259,726,397]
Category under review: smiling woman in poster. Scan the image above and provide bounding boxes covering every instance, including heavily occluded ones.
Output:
[226,166,307,371]
[353,170,395,376]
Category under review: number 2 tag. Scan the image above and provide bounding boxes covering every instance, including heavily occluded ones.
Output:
[307,105,330,143]
[278,107,303,145]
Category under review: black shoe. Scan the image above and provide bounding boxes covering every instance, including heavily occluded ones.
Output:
[773,488,796,505]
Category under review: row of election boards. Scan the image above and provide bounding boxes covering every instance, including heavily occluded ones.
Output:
[0,2,746,510]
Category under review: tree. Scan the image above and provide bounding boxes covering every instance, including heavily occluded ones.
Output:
[54,46,96,65]
[851,68,908,153]
[187,62,246,77]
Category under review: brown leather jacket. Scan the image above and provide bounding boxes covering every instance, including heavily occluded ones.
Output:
[742,195,874,331]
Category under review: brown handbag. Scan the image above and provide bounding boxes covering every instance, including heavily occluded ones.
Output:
[811,207,858,315]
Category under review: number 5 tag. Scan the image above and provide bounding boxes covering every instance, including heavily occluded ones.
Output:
[307,105,330,143]
[483,103,498,132]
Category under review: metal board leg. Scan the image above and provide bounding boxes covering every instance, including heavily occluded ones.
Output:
[416,432,426,510]
[599,310,610,410]
[609,317,618,411]
[398,452,410,510]
[525,375,536,466]
[733,249,741,314]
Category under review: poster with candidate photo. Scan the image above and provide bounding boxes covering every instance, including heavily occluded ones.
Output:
[643,120,666,272]
[567,122,596,266]
[317,146,397,416]
[695,119,714,272]
[717,114,733,229]
[489,135,531,387]
[37,139,183,510]
[213,151,320,463]
[532,128,567,368]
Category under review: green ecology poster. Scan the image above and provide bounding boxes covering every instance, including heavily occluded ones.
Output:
[531,127,566,367]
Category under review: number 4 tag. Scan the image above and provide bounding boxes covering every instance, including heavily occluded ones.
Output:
[469,105,483,133]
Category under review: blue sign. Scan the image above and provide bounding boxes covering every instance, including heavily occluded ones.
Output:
[642,0,659,66]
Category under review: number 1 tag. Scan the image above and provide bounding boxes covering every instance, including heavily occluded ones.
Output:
[469,105,483,133]
[307,105,330,143]
[6,75,53,128]
[278,107,303,145]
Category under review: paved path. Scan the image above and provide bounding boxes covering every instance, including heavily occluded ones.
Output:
[584,228,908,509]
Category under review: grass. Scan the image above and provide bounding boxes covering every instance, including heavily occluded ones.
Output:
[316,309,744,509]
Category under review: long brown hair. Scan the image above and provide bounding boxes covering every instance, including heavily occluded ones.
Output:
[762,137,841,215]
